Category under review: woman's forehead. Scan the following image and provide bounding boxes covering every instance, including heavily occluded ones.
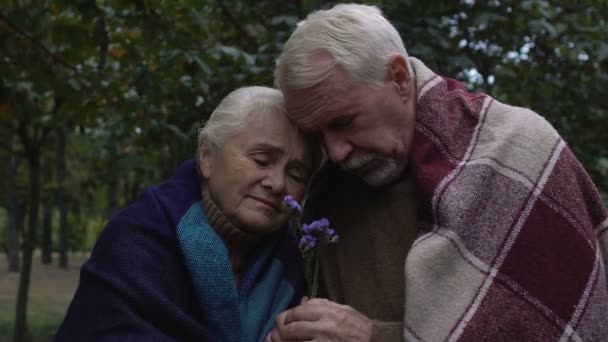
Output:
[237,113,309,157]
[247,109,297,136]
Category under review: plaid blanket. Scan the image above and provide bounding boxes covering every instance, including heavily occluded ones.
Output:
[405,58,608,341]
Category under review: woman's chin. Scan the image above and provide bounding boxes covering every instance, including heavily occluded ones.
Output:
[235,213,283,234]
[232,205,288,234]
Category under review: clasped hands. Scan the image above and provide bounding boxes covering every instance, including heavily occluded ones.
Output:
[265,297,373,342]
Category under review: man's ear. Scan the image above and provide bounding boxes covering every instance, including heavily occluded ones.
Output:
[386,54,412,100]
[198,143,213,179]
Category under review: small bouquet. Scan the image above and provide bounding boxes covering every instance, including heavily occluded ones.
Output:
[283,195,339,297]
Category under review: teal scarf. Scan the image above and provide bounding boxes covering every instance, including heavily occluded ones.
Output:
[177,202,298,342]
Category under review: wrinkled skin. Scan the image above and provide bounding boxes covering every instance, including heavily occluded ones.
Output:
[265,298,373,342]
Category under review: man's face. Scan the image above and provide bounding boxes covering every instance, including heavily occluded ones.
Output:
[284,64,416,186]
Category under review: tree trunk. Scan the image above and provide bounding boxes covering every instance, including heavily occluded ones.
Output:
[5,154,20,272]
[122,176,141,208]
[57,125,68,268]
[14,149,40,342]
[41,152,53,265]
[131,180,141,204]
[107,148,119,219]
[162,145,173,180]
[40,203,52,264]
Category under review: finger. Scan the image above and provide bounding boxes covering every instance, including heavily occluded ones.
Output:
[266,329,285,342]
[283,299,356,325]
[305,298,355,313]
[283,304,322,325]
[276,320,319,341]
[305,297,342,308]
[300,296,309,305]
[276,309,290,326]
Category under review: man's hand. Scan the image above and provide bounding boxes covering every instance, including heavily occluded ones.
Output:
[265,298,373,342]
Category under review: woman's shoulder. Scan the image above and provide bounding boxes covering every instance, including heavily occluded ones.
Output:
[108,160,203,235]
[77,162,205,321]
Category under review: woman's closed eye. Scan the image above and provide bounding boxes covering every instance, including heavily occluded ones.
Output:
[287,167,307,184]
[252,154,271,167]
[251,151,279,167]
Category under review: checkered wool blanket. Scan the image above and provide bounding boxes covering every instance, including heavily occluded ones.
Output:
[405,58,608,341]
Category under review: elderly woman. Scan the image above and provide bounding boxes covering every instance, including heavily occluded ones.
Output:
[55,86,321,342]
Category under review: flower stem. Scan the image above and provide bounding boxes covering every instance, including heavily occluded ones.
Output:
[310,248,320,298]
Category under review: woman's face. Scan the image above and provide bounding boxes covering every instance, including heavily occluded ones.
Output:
[200,111,314,234]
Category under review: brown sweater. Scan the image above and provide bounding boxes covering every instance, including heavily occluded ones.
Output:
[201,187,263,284]
[306,165,418,341]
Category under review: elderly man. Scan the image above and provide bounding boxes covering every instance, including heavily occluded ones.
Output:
[267,3,608,342]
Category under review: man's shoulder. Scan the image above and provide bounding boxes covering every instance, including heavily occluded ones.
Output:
[308,163,357,197]
[484,97,562,145]
[305,162,403,216]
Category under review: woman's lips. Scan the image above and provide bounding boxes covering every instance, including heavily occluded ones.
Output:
[249,195,279,210]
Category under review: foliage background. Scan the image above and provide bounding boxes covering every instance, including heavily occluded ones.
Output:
[0,0,606,340]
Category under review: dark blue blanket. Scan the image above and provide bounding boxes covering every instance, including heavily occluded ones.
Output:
[55,160,305,341]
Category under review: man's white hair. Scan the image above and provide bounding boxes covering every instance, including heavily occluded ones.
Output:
[275,3,410,91]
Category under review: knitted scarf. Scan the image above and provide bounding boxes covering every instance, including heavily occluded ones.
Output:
[176,201,300,342]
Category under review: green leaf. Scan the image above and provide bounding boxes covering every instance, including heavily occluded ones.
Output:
[596,43,608,62]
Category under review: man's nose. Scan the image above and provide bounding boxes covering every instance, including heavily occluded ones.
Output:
[323,132,353,164]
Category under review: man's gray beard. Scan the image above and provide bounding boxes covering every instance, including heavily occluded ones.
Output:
[340,152,404,186]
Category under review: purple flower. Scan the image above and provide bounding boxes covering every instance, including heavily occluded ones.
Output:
[324,227,339,243]
[301,223,312,234]
[299,234,318,252]
[300,218,339,249]
[283,195,302,213]
[303,218,329,233]
[289,206,338,298]
[286,198,338,255]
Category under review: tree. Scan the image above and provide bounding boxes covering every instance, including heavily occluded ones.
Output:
[3,148,22,273]
[0,1,300,339]
[379,0,608,199]
[0,0,605,340]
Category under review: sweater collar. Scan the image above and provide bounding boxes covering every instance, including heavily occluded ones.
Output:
[201,186,264,273]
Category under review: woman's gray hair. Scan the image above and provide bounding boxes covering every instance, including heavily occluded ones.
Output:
[275,4,410,91]
[198,86,285,152]
[197,86,322,171]
[197,86,286,167]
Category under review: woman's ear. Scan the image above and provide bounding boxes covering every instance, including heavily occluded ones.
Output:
[198,143,213,179]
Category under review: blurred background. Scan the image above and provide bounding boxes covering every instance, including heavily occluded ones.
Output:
[0,0,606,340]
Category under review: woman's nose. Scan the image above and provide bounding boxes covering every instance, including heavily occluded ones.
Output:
[261,168,286,194]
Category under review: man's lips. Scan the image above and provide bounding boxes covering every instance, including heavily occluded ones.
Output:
[249,196,280,210]
[353,159,382,176]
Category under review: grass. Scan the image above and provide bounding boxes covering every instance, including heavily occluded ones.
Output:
[0,253,88,342]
